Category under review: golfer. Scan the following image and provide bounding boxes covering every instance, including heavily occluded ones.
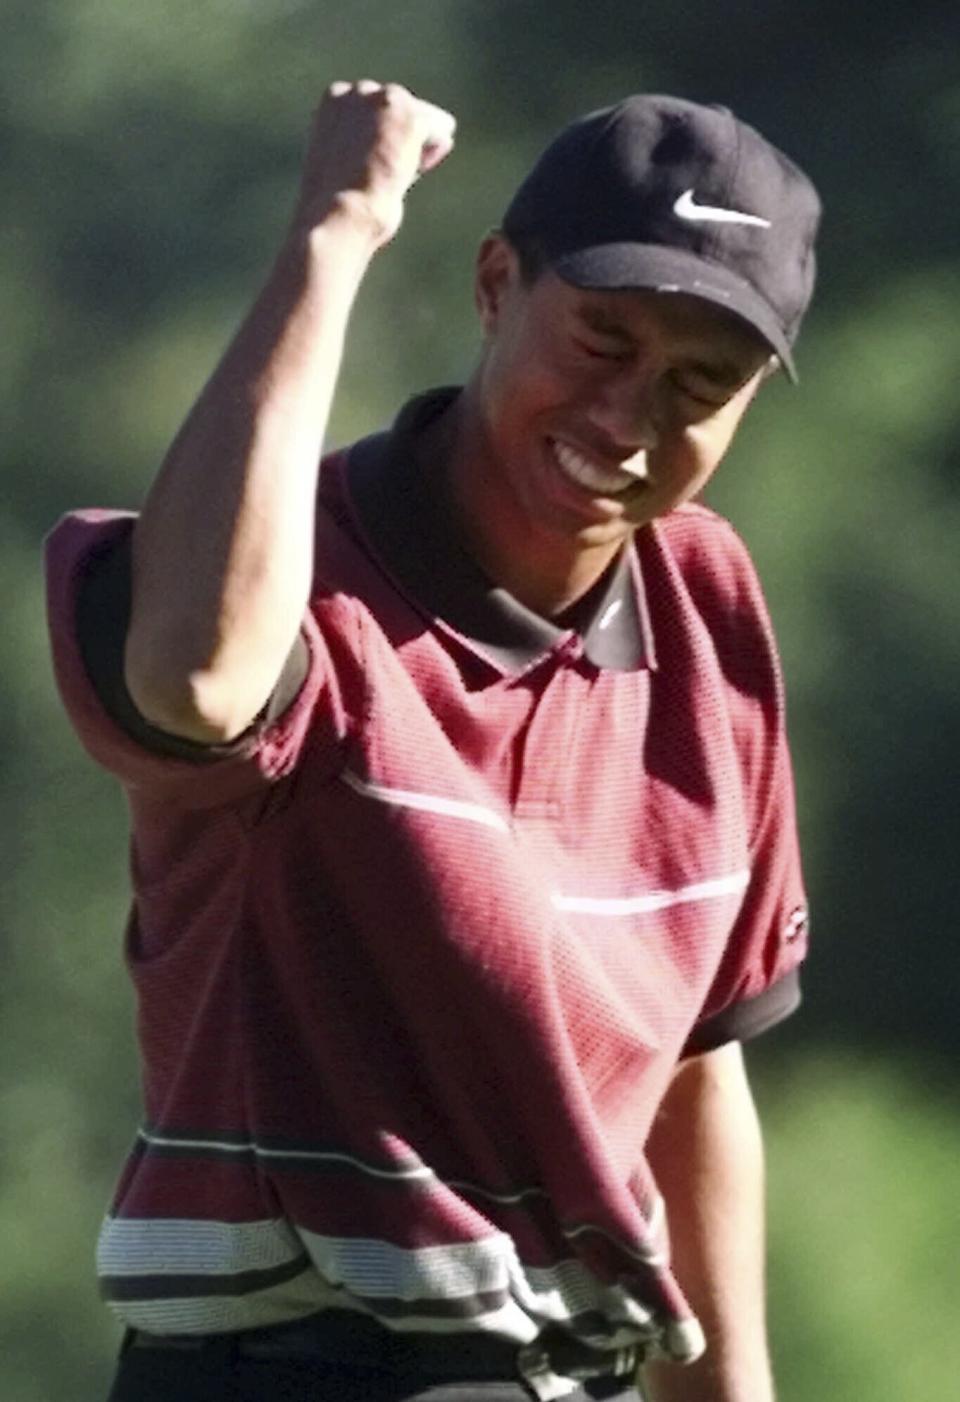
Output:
[47,80,820,1402]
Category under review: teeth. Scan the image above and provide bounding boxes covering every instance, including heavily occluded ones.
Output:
[551,440,647,495]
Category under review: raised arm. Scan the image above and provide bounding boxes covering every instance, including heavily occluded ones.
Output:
[642,1042,776,1402]
[124,81,455,742]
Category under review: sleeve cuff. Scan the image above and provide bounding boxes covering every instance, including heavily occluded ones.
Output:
[77,529,310,762]
[682,968,802,1057]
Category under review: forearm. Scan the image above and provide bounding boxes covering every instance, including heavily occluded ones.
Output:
[642,1043,774,1402]
[125,217,374,741]
[124,82,455,743]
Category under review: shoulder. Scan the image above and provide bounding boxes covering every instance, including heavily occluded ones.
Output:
[45,509,136,589]
[44,509,137,685]
[653,501,765,603]
[647,502,784,713]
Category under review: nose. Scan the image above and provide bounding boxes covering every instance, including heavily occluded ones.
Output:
[586,366,661,455]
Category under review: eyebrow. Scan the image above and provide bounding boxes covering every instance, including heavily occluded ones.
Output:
[576,304,760,386]
[684,358,749,388]
[577,307,634,344]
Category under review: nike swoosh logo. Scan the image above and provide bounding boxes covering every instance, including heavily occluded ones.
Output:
[673,188,771,228]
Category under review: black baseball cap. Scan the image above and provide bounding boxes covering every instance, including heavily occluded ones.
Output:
[501,95,821,380]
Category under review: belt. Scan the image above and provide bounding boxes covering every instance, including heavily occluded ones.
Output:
[127,1309,643,1394]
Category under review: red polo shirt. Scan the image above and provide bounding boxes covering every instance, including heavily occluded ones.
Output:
[45,390,808,1377]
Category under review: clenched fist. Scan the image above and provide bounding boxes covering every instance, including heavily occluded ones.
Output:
[291,81,456,248]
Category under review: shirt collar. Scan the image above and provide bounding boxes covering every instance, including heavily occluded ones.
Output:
[342,388,654,676]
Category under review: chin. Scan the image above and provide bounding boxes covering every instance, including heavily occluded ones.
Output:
[569,516,639,550]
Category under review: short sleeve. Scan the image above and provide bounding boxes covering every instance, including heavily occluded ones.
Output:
[684,729,809,1053]
[44,511,332,808]
[660,506,810,1056]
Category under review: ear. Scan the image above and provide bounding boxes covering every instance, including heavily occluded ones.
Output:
[474,233,520,333]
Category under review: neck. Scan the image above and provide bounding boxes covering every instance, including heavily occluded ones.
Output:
[418,383,625,618]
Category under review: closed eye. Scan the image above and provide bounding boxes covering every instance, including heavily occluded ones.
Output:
[668,371,729,407]
[573,337,632,363]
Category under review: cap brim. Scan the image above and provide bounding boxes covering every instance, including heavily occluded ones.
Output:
[550,243,797,382]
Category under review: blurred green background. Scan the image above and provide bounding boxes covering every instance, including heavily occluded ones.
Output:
[3,2,958,1398]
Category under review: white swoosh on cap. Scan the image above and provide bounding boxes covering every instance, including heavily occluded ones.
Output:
[673,188,771,228]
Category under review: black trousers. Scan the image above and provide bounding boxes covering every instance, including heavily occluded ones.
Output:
[107,1336,645,1402]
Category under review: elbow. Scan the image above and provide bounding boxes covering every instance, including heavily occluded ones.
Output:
[124,638,257,744]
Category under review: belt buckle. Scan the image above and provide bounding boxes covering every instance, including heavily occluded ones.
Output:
[516,1342,569,1402]
[517,1337,641,1401]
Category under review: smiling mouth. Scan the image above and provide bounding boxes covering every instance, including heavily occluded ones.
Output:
[550,439,649,496]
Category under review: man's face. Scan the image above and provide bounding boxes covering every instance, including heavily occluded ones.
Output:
[471,238,773,556]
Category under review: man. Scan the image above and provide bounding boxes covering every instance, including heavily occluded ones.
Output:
[46,82,820,1402]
